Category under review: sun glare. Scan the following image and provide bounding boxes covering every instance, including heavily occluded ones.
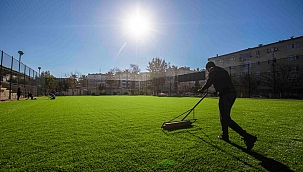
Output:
[123,6,153,40]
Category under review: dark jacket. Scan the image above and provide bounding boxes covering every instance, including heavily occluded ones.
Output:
[201,66,236,96]
[17,88,21,96]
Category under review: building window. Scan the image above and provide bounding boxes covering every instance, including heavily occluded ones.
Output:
[241,71,251,75]
[291,66,299,73]
[255,71,260,75]
[287,43,300,49]
[267,47,278,53]
[287,44,291,49]
[255,51,260,57]
[240,52,251,61]
[267,59,276,64]
[288,55,300,61]
[296,43,300,48]
[288,78,298,83]
[229,66,236,69]
[217,59,223,63]
[229,56,235,61]
[256,61,260,65]
[241,62,251,68]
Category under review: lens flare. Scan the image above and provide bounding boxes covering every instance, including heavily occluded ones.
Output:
[123,5,153,41]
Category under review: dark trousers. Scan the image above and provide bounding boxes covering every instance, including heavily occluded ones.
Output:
[219,92,246,137]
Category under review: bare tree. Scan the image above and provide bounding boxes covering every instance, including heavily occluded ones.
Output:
[114,67,122,92]
[130,64,141,94]
[258,63,303,98]
[123,69,130,94]
[106,69,115,94]
[78,75,87,88]
[43,71,57,94]
[67,72,78,95]
[78,74,88,95]
[146,57,168,95]
[171,65,179,94]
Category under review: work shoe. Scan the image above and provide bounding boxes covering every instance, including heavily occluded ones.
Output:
[243,134,257,151]
[218,135,229,142]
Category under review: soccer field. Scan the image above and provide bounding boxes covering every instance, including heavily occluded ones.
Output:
[1,96,302,171]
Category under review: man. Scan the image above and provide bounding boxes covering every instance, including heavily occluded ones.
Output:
[198,61,257,151]
[49,93,56,100]
[17,87,21,100]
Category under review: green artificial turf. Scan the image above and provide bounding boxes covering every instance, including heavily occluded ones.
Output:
[0,96,302,171]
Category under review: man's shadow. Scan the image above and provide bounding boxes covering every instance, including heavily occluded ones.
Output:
[226,141,293,172]
[183,128,294,172]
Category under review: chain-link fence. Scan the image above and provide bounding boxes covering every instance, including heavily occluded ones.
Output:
[213,56,303,98]
[0,50,45,100]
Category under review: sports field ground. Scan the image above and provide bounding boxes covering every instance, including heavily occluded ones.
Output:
[1,96,302,171]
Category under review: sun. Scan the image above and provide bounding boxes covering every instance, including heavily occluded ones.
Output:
[128,13,149,37]
[123,6,153,40]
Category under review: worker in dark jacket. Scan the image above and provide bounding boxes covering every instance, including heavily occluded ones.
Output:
[198,61,257,151]
[17,87,21,100]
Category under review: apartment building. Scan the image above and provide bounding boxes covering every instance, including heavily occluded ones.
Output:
[162,67,199,95]
[84,67,198,95]
[208,36,303,98]
[86,72,151,95]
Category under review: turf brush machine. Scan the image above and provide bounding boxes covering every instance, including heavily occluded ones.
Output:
[161,93,208,131]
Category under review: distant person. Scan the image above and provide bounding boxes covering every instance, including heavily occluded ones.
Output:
[198,61,257,151]
[27,92,31,100]
[27,92,35,100]
[49,93,56,100]
[17,87,21,100]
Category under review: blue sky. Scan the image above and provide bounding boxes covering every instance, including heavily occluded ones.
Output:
[1,0,302,77]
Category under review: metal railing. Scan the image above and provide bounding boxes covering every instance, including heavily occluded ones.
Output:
[0,50,45,100]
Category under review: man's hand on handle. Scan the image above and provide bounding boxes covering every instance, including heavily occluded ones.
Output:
[198,88,217,95]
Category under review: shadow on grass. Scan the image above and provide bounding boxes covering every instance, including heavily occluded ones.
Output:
[163,127,293,172]
[226,141,294,172]
[186,128,258,170]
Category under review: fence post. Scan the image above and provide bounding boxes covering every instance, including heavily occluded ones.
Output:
[29,67,31,97]
[24,65,26,97]
[9,56,14,99]
[0,51,3,100]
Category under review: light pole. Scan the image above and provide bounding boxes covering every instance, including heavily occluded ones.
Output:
[271,48,278,98]
[247,63,251,98]
[17,51,24,87]
[99,68,102,95]
[38,67,41,96]
[229,66,231,77]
